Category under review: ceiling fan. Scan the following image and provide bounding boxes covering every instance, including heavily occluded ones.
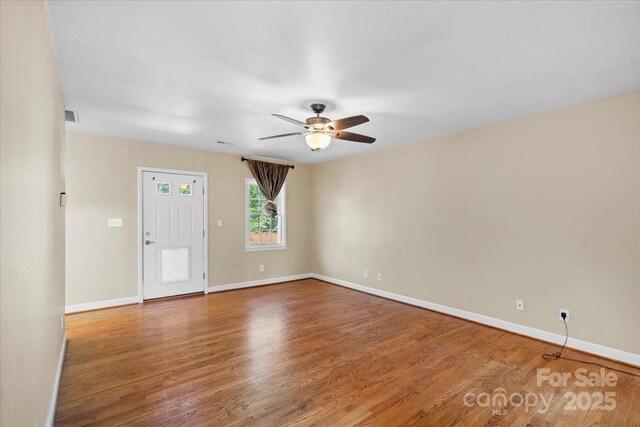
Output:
[259,103,375,151]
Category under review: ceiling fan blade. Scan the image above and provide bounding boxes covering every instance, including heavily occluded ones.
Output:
[272,114,309,128]
[326,115,369,130]
[333,131,376,144]
[259,132,307,141]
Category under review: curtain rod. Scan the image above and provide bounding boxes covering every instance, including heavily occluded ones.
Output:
[241,157,294,169]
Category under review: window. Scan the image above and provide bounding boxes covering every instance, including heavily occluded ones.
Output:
[246,178,286,251]
[156,182,171,194]
[178,183,192,196]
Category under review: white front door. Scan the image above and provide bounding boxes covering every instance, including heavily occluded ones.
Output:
[142,171,205,300]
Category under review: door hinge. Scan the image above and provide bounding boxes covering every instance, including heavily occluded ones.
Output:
[203,229,205,237]
[203,272,206,279]
[202,187,205,195]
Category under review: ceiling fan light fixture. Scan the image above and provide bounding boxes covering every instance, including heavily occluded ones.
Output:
[305,132,331,151]
[260,104,374,148]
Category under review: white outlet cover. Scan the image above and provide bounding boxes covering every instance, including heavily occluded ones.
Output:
[259,265,264,272]
[516,299,524,311]
[108,218,123,227]
[377,273,382,281]
[559,309,570,322]
[217,219,223,227]
[363,270,368,278]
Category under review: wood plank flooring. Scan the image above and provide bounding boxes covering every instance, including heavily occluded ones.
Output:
[56,279,640,426]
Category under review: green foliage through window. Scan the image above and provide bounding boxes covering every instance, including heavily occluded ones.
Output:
[178,183,192,196]
[248,183,281,245]
[156,182,171,194]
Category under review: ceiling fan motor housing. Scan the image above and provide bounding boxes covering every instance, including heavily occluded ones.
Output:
[306,116,331,130]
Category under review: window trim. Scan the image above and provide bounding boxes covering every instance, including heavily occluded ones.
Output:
[245,177,287,252]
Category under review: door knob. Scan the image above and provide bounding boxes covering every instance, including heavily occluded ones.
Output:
[145,240,155,245]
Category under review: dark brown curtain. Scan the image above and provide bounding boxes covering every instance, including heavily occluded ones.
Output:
[246,159,290,218]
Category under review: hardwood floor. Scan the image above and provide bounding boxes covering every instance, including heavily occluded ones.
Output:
[56,279,640,426]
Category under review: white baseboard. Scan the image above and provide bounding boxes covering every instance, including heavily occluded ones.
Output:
[63,274,639,366]
[311,273,640,367]
[65,296,142,314]
[46,331,67,427]
[208,273,312,293]
[65,275,312,313]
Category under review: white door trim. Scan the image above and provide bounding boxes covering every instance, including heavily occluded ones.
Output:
[137,166,209,301]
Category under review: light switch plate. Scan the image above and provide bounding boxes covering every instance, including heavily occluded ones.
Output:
[217,219,223,227]
[108,218,123,227]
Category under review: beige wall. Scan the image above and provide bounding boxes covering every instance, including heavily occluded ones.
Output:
[65,132,311,305]
[0,1,66,426]
[65,95,639,356]
[0,5,634,424]
[311,92,640,354]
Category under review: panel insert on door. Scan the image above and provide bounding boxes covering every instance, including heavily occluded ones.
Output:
[178,204,193,237]
[159,247,191,283]
[155,204,171,238]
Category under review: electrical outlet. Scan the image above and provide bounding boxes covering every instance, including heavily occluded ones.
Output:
[259,264,264,272]
[559,309,570,322]
[363,270,368,279]
[377,273,382,281]
[107,218,123,227]
[516,299,524,311]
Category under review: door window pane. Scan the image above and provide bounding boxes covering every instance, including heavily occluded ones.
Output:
[156,182,171,195]
[179,183,192,196]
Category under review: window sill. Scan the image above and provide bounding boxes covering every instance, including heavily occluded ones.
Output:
[245,245,287,252]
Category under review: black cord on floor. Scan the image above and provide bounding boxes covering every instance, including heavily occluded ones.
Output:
[542,317,569,360]
[542,317,640,379]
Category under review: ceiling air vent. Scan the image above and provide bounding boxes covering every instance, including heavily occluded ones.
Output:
[217,140,235,146]
[65,110,79,123]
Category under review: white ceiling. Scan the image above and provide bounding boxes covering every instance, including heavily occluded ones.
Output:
[47,1,640,164]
